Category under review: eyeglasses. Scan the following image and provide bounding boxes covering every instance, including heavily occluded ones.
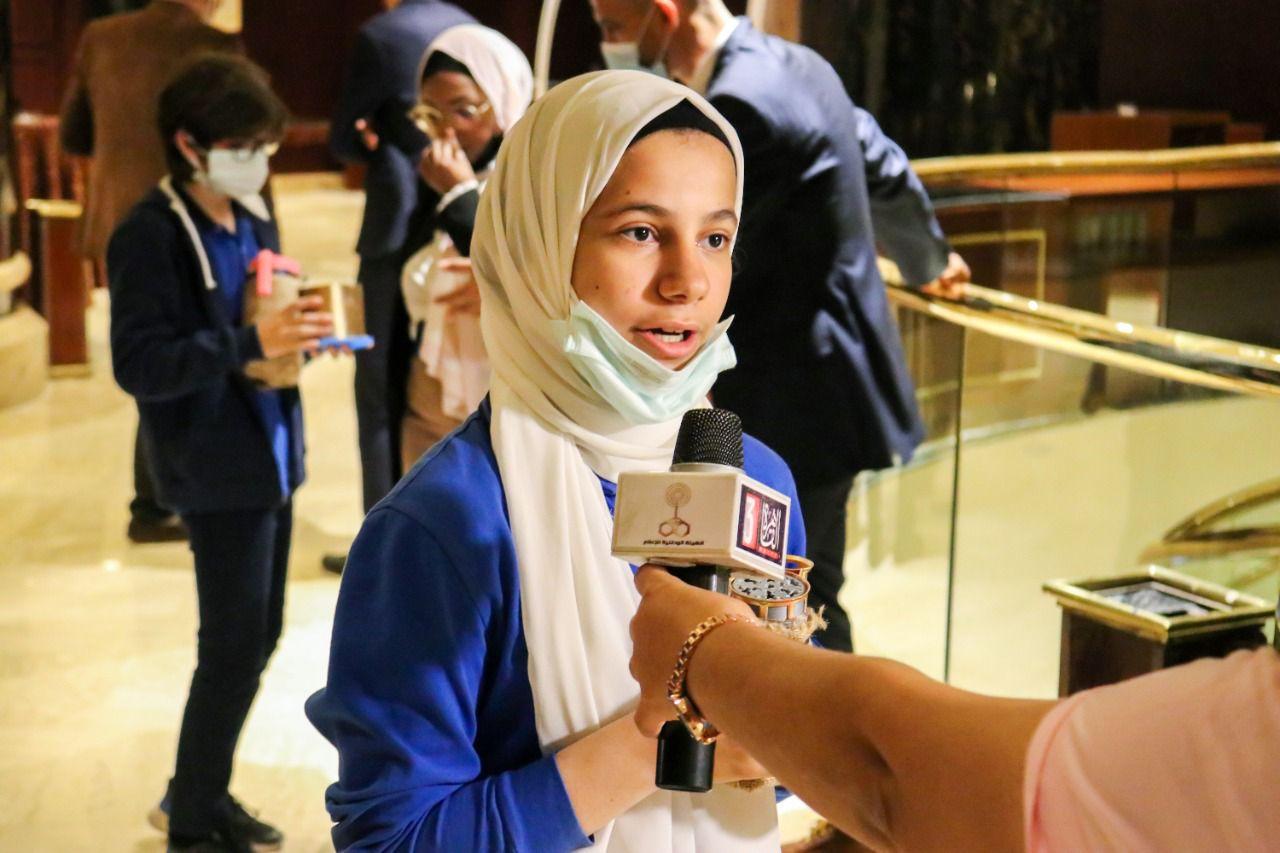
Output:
[221,141,281,161]
[407,101,492,133]
[198,140,281,162]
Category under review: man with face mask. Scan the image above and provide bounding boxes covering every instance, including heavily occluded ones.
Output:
[590,0,971,655]
[60,0,241,545]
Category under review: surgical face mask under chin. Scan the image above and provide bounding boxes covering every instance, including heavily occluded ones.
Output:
[599,5,671,78]
[558,299,737,425]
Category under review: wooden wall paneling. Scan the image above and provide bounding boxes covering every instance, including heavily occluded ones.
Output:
[1099,0,1280,139]
[242,0,381,121]
[9,0,86,114]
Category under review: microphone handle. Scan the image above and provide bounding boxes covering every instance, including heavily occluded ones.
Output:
[655,565,727,793]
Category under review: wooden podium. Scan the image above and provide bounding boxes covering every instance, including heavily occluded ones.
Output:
[25,199,90,374]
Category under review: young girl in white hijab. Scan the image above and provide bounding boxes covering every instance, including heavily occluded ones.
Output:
[309,70,807,851]
[399,24,532,468]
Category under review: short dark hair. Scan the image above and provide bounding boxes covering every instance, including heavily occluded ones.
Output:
[158,53,289,182]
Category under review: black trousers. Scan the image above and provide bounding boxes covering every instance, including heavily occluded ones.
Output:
[796,474,856,653]
[169,501,292,837]
[131,427,172,522]
[354,254,412,513]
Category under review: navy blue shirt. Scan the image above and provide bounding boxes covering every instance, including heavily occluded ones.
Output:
[306,402,806,851]
[196,206,293,497]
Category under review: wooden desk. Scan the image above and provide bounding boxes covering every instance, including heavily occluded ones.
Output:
[1051,110,1233,151]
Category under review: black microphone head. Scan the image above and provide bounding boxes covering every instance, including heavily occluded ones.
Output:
[673,408,744,468]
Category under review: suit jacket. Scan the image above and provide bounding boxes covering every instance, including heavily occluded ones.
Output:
[330,0,475,260]
[59,1,241,261]
[707,20,951,484]
[108,181,304,514]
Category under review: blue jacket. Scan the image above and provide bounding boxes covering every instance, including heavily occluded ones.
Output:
[107,181,304,514]
[330,0,476,259]
[306,401,805,851]
[708,20,951,483]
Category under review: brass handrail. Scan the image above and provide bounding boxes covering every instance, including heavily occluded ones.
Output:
[1137,477,1280,564]
[911,142,1280,182]
[886,278,1280,400]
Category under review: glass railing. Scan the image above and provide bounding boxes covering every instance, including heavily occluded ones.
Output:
[847,273,1280,698]
[914,143,1280,355]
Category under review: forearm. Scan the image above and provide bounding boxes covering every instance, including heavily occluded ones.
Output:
[686,625,897,845]
[856,107,951,284]
[555,715,657,837]
[685,623,1051,851]
[112,325,262,401]
[870,193,951,286]
[435,188,479,256]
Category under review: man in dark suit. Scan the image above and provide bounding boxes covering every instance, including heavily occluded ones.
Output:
[591,0,970,652]
[330,0,475,544]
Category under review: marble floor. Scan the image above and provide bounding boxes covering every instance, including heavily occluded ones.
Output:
[0,176,363,851]
[4,174,1278,850]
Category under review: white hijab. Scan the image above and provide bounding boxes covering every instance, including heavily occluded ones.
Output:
[472,71,778,851]
[405,24,533,419]
[414,24,533,133]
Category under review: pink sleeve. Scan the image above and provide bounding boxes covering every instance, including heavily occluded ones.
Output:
[1023,648,1280,852]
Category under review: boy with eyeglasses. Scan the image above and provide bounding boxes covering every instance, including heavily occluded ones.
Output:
[108,54,331,852]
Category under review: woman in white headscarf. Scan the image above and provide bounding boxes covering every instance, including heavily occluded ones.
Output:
[399,24,532,468]
[308,70,808,851]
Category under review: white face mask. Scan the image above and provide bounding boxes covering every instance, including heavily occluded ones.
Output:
[556,299,737,425]
[599,4,672,78]
[202,148,271,199]
[182,136,272,218]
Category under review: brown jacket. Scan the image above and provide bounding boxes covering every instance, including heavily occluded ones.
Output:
[59,1,240,260]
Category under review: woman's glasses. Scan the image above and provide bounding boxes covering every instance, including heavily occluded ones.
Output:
[408,101,492,134]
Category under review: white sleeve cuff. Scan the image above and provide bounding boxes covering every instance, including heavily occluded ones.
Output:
[435,180,479,214]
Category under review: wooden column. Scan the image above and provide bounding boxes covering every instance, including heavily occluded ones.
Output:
[26,200,90,373]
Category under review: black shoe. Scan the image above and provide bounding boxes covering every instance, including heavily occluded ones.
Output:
[222,796,283,851]
[128,514,189,544]
[322,553,346,575]
[166,797,282,853]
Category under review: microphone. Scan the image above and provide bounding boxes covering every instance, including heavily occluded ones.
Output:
[612,408,792,792]
[612,409,790,581]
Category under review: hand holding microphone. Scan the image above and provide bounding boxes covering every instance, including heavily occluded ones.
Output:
[629,567,753,736]
[613,407,800,792]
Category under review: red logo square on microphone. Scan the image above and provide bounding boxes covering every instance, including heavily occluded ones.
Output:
[737,487,786,564]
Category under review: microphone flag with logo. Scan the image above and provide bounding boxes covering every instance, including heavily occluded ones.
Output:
[612,408,790,792]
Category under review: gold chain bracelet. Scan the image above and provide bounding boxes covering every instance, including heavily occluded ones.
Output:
[666,613,754,744]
